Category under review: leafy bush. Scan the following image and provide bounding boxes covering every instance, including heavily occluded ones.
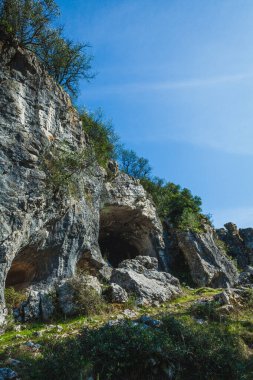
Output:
[80,109,119,167]
[67,274,109,317]
[189,300,221,321]
[4,286,27,312]
[0,0,93,97]
[141,177,205,231]
[43,141,93,193]
[20,338,92,380]
[241,288,253,308]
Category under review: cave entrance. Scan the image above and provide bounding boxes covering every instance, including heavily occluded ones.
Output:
[6,246,59,290]
[99,205,156,268]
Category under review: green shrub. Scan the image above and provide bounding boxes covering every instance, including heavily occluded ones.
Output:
[80,109,119,168]
[43,141,93,194]
[141,177,205,231]
[161,316,247,380]
[4,286,27,312]
[241,288,253,308]
[68,274,110,317]
[20,338,92,380]
[118,148,152,179]
[189,300,221,321]
[0,0,94,97]
[81,316,247,380]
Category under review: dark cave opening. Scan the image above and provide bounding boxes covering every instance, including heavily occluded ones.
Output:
[6,246,59,290]
[170,248,195,287]
[99,233,140,268]
[99,205,155,268]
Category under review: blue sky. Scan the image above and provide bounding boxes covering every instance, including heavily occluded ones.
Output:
[57,0,253,228]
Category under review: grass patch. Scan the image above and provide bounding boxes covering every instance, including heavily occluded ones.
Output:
[1,287,253,379]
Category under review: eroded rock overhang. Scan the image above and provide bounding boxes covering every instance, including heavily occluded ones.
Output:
[0,35,167,322]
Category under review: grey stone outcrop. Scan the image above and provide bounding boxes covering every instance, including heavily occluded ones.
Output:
[217,222,253,269]
[165,224,238,288]
[0,35,165,322]
[175,226,238,287]
[107,283,129,303]
[111,256,181,305]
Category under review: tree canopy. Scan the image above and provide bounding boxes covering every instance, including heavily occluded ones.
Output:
[118,148,152,179]
[0,0,93,97]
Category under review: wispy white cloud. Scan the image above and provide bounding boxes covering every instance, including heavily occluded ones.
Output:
[86,72,253,96]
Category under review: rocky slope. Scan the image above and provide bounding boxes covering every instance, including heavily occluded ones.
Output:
[0,35,242,323]
[217,222,253,269]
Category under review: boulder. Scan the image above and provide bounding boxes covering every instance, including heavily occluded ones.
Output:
[173,225,238,287]
[216,223,253,269]
[0,368,17,380]
[111,256,181,305]
[106,283,128,303]
[237,266,253,286]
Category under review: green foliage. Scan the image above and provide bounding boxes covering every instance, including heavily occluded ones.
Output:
[21,338,92,380]
[68,274,109,317]
[26,316,248,380]
[80,109,119,167]
[118,148,152,179]
[189,300,221,321]
[4,286,27,312]
[43,141,93,194]
[141,177,204,231]
[241,288,253,308]
[0,0,93,97]
[0,0,59,44]
[36,32,94,98]
[215,237,229,254]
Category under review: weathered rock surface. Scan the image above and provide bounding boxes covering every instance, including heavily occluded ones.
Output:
[0,368,17,380]
[237,266,253,287]
[106,283,129,303]
[111,256,181,305]
[165,224,238,287]
[0,35,165,322]
[217,222,253,269]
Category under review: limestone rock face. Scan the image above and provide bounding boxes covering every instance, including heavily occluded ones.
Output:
[176,226,238,287]
[165,224,238,288]
[0,36,165,322]
[111,256,181,305]
[216,223,253,269]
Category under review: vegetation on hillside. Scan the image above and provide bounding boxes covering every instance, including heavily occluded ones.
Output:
[1,287,253,380]
[80,108,120,167]
[0,0,94,97]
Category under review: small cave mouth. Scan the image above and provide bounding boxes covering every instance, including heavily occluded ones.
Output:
[98,205,156,268]
[99,233,140,267]
[170,248,195,287]
[6,246,59,291]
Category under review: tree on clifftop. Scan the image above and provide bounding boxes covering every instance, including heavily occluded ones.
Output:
[0,0,94,97]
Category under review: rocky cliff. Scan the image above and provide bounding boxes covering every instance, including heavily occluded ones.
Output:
[0,35,168,322]
[217,222,253,269]
[164,223,238,287]
[0,36,241,323]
